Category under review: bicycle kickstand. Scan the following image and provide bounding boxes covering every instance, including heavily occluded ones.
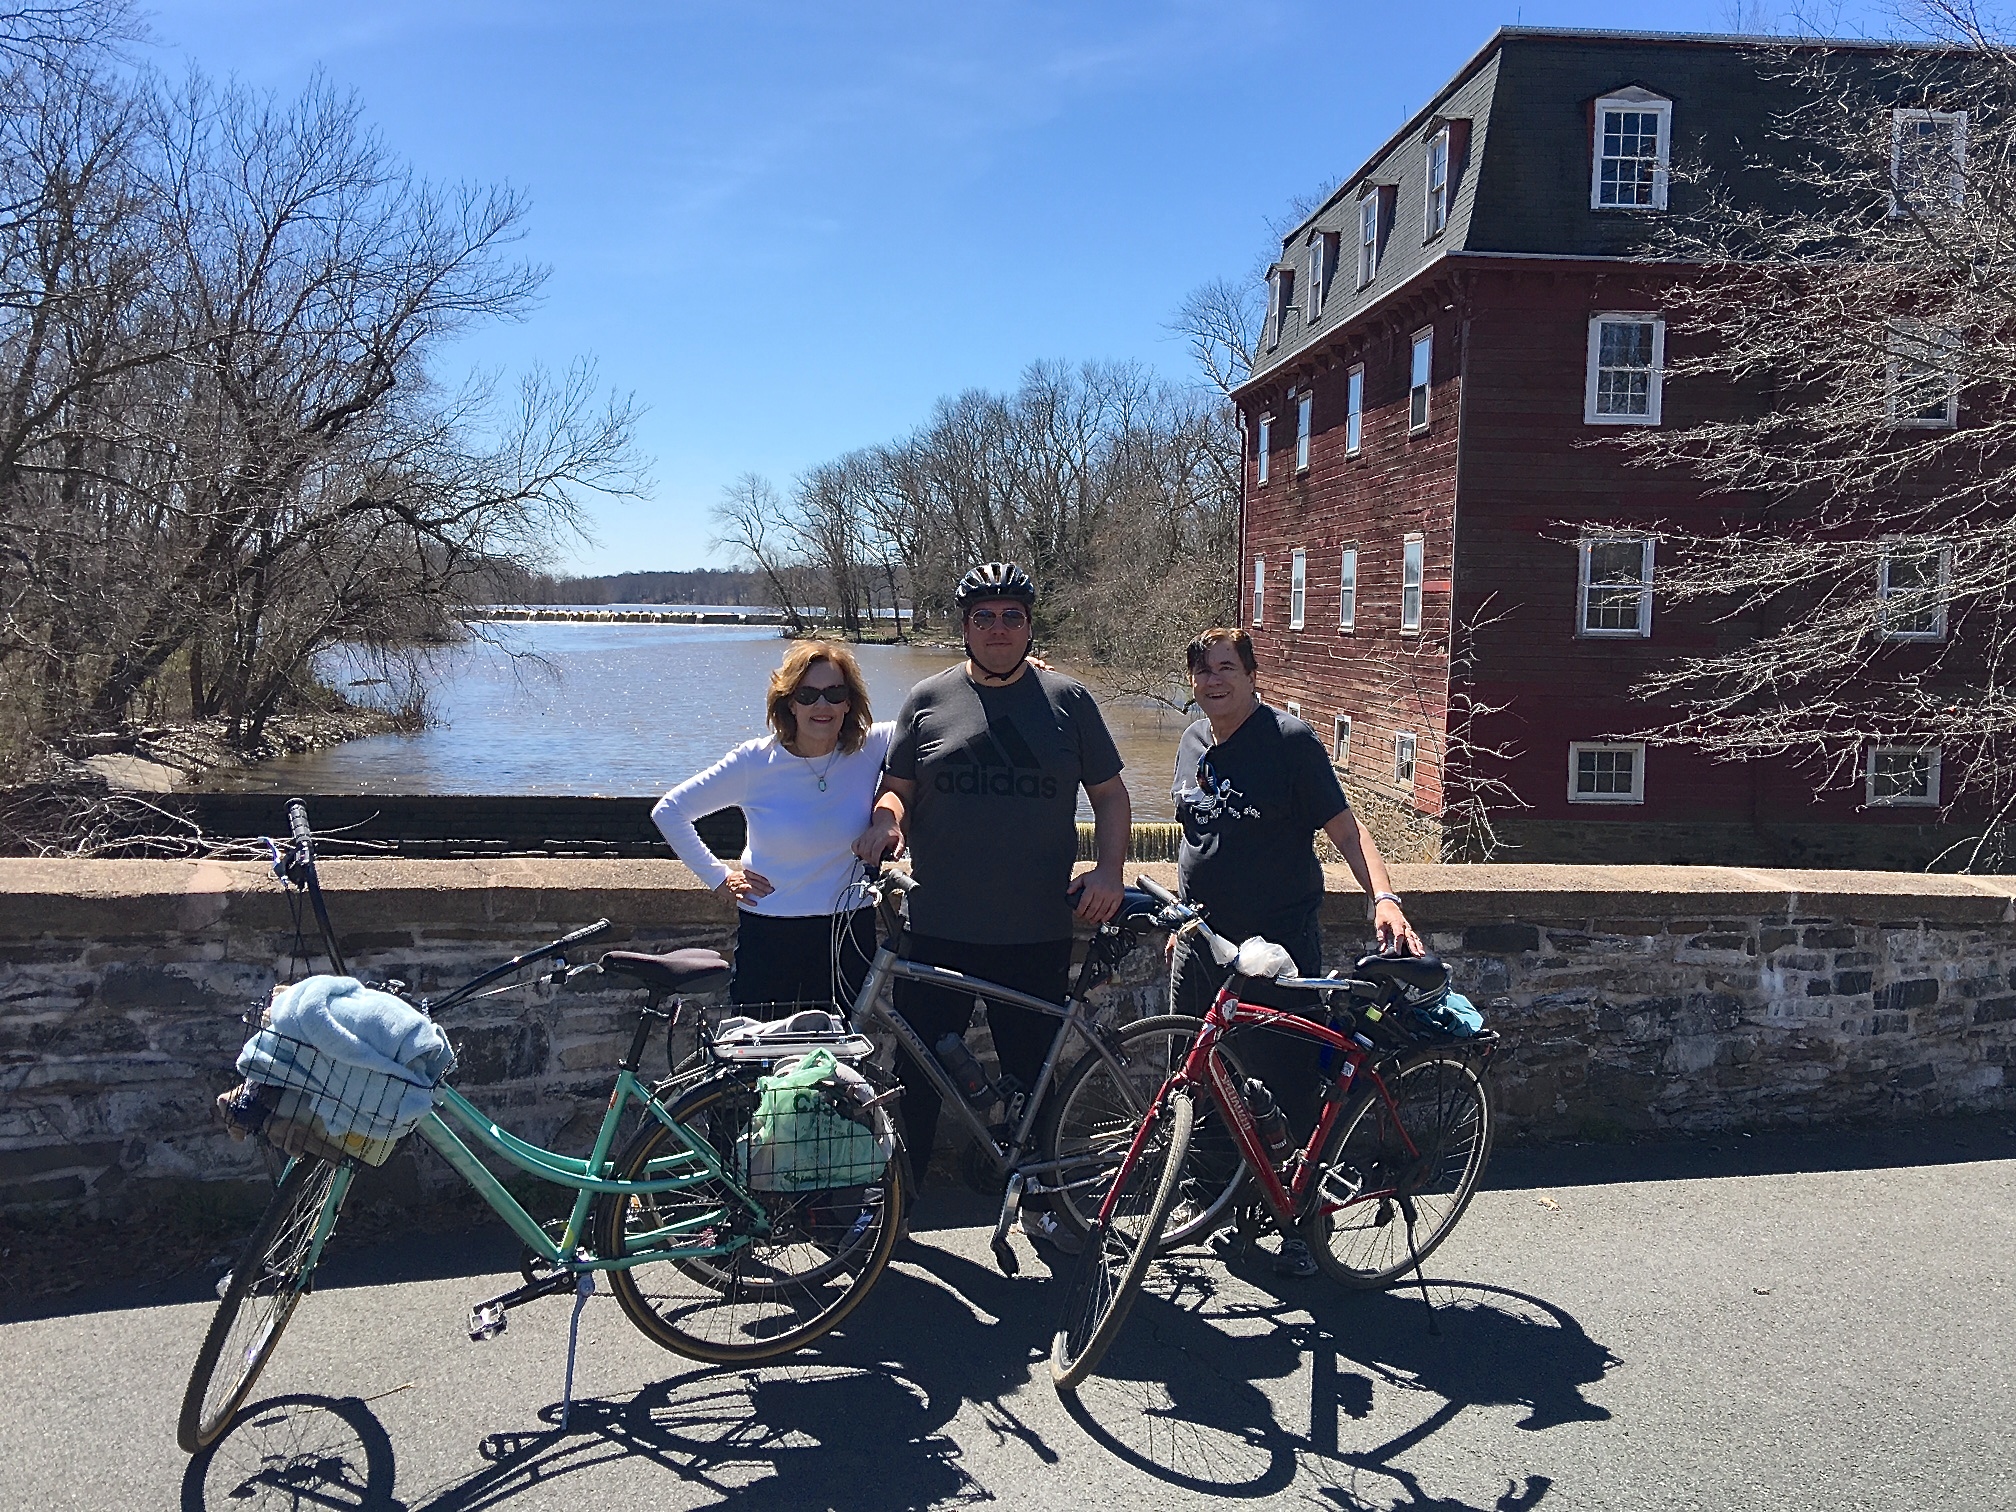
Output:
[987,1171,1026,1276]
[559,1268,595,1431]
[1399,1200,1440,1338]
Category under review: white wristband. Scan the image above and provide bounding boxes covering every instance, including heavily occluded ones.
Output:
[1372,891,1403,907]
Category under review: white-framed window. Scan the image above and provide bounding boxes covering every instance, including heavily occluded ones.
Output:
[1591,91,1671,209]
[1577,537,1655,637]
[1585,314,1665,424]
[1333,715,1352,768]
[1401,534,1424,633]
[1295,389,1312,472]
[1394,732,1418,789]
[1878,542,1951,641]
[1357,191,1380,287]
[1409,328,1432,431]
[1866,744,1941,807]
[1272,267,1296,345]
[1285,700,1302,719]
[1345,364,1364,454]
[1251,557,1265,626]
[1256,412,1271,484]
[1289,548,1307,629]
[1886,322,1959,428]
[1338,546,1358,632]
[1425,126,1451,237]
[1306,234,1336,322]
[1568,742,1645,804]
[1891,108,1966,217]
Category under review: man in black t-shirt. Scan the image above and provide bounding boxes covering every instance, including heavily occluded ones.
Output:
[1170,626,1420,1274]
[857,563,1130,1242]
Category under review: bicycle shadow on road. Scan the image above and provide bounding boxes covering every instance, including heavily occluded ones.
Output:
[1059,1253,1617,1510]
[345,1240,1054,1512]
[181,1392,407,1511]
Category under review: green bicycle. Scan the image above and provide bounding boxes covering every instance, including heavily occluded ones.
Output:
[178,800,905,1454]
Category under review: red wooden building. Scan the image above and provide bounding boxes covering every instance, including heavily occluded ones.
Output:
[1236,26,1974,866]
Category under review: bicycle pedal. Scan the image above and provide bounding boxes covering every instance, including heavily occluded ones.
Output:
[468,1302,508,1341]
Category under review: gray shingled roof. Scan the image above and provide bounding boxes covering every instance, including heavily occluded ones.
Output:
[1239,27,1970,393]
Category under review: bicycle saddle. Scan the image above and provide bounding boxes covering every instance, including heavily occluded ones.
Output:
[1352,951,1452,997]
[600,948,732,995]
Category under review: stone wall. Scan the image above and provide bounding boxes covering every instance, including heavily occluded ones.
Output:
[2,858,2012,1220]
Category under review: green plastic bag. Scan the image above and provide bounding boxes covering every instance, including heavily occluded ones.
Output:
[739,1047,888,1192]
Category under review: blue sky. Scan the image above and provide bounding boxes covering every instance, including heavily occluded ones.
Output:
[140,1,1889,574]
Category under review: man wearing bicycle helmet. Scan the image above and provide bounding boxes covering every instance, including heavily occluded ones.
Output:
[856,562,1130,1245]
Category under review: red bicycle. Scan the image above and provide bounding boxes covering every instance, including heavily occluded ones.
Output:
[1050,875,1499,1392]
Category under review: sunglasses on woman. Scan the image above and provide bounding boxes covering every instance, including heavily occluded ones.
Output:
[791,684,852,706]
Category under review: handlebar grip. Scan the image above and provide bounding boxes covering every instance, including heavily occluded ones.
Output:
[879,868,917,893]
[287,800,313,847]
[1135,874,1177,906]
[557,919,613,948]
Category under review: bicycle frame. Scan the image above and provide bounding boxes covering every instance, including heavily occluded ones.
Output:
[845,937,1147,1193]
[411,1068,763,1271]
[836,904,1162,1270]
[1171,988,1415,1228]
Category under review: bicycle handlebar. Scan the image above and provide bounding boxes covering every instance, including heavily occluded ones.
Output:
[429,918,613,1014]
[1134,874,1177,908]
[287,799,314,850]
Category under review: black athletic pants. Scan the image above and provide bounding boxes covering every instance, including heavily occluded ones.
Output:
[893,933,1074,1188]
[729,907,875,1010]
[1170,915,1329,1142]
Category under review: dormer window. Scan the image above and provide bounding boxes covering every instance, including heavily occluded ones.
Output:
[1270,267,1297,346]
[1426,128,1451,237]
[1592,89,1671,209]
[1357,185,1392,287]
[1306,233,1336,322]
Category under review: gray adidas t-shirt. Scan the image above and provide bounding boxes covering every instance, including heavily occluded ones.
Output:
[885,665,1124,944]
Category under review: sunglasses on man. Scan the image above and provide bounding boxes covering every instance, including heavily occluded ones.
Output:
[791,684,852,706]
[966,608,1028,629]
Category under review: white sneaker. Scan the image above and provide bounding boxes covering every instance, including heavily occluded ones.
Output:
[1018,1209,1084,1255]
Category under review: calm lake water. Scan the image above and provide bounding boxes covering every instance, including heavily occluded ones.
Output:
[195,620,1194,819]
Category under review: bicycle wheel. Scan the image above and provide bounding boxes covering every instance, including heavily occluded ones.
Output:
[1299,1048,1493,1288]
[178,1157,346,1453]
[1040,1015,1244,1250]
[596,1069,904,1364]
[1050,1085,1194,1393]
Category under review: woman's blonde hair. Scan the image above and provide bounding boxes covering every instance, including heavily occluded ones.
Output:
[766,641,873,754]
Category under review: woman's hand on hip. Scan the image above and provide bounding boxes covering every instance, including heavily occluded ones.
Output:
[715,869,774,905]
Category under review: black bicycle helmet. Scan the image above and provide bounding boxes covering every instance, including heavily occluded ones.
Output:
[954,561,1036,610]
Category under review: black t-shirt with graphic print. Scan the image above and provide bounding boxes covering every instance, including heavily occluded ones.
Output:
[1173,704,1349,946]
[885,665,1124,944]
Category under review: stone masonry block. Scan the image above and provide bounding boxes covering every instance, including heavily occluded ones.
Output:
[1802,928,1860,949]
[1463,923,1540,953]
[1874,979,1940,1013]
[1834,972,1875,996]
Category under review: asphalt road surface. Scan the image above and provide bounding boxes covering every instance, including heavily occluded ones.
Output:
[7,1119,2014,1512]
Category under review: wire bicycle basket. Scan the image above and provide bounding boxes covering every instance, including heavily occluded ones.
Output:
[216,1004,450,1168]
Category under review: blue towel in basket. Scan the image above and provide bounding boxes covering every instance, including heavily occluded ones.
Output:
[238,975,453,1140]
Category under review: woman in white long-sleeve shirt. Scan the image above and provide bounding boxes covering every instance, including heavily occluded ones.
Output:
[652,641,892,1007]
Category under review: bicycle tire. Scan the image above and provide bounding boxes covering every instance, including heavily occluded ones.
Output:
[595,1069,904,1364]
[1299,1047,1493,1288]
[1039,1015,1245,1251]
[178,1157,345,1453]
[1049,1085,1194,1393]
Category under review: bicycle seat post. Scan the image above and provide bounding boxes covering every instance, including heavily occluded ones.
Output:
[621,993,673,1073]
